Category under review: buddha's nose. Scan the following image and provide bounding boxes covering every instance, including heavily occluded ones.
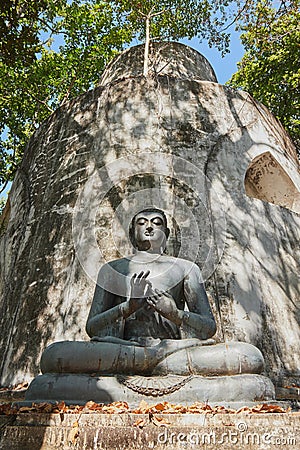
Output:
[146,226,153,232]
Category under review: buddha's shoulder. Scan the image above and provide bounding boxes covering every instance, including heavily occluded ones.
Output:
[98,255,200,276]
[98,257,134,272]
[160,255,200,273]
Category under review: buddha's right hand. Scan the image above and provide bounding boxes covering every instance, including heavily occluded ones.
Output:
[127,270,152,313]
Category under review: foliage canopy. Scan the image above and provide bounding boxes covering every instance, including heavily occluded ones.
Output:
[229,0,300,149]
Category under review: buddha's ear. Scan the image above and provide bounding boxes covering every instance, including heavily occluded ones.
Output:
[128,222,136,247]
[165,227,170,239]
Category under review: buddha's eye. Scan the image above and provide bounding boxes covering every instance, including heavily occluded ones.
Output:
[136,218,147,225]
[152,217,163,226]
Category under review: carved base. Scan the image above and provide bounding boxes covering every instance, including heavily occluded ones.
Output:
[25,373,275,407]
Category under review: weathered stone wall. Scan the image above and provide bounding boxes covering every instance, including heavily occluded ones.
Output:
[0,42,299,388]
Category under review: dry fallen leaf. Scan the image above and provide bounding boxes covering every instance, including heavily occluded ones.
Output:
[236,406,251,414]
[0,403,17,415]
[132,400,150,414]
[18,406,36,413]
[250,403,289,414]
[169,404,187,413]
[51,401,68,414]
[0,399,294,417]
[14,382,29,391]
[214,405,236,414]
[31,402,53,413]
[151,416,170,427]
[152,402,167,412]
[0,382,28,392]
[186,402,212,414]
[85,401,103,411]
[101,401,129,414]
[69,404,85,414]
[133,418,146,428]
[68,420,80,445]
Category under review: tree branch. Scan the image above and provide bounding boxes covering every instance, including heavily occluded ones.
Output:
[60,76,77,105]
[25,90,54,113]
[151,9,166,18]
[137,7,165,19]
[219,0,252,32]
[38,17,68,37]
[0,181,8,195]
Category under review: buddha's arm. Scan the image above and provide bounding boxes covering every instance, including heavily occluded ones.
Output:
[148,265,216,339]
[86,267,149,338]
[182,264,216,339]
[86,286,125,338]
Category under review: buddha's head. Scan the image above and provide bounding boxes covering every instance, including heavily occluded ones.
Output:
[129,208,170,253]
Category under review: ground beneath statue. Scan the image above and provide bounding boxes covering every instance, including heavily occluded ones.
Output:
[0,401,299,450]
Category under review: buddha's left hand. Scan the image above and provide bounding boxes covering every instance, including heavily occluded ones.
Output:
[147,289,184,325]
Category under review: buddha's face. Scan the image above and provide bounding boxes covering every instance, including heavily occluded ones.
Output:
[133,211,168,252]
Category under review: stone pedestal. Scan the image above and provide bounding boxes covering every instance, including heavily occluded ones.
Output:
[25,373,275,408]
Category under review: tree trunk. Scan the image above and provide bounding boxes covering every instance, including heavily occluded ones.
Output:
[143,16,150,77]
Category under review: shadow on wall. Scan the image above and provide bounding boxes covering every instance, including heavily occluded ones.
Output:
[245,151,300,214]
[203,88,300,385]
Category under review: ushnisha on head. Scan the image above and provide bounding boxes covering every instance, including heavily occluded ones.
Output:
[129,208,170,253]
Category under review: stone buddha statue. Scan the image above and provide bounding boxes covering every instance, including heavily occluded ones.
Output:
[26,208,275,405]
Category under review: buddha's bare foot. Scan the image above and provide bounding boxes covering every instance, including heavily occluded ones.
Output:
[153,338,212,362]
[91,336,142,346]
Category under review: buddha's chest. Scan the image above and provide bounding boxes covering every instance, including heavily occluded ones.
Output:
[126,260,184,292]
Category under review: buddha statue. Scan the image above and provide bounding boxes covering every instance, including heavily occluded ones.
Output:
[26,208,275,405]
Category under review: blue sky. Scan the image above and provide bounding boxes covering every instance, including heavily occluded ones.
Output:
[182,31,244,84]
